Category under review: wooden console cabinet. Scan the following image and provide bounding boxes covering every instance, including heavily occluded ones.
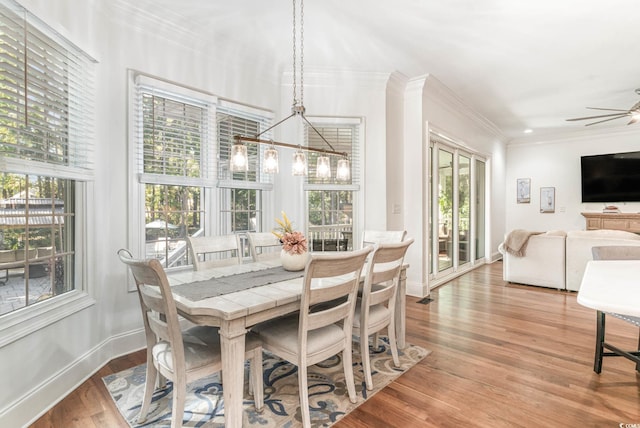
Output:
[581,212,640,233]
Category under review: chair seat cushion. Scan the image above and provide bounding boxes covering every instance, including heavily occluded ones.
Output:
[153,325,261,373]
[253,315,344,356]
[353,302,390,328]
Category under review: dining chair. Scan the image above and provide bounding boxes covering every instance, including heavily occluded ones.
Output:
[247,232,282,262]
[362,229,406,246]
[187,234,241,270]
[353,238,414,390]
[252,246,373,428]
[590,245,640,373]
[117,249,263,428]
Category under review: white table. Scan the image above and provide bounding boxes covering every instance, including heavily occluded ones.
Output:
[167,259,409,428]
[577,260,640,373]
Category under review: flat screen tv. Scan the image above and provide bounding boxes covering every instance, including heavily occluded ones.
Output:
[581,151,640,203]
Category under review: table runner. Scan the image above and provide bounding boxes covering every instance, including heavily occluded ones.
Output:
[172,266,304,301]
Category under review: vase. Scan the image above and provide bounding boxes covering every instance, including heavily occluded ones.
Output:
[280,249,308,271]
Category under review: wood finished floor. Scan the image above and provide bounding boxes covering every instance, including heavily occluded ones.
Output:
[31,261,640,427]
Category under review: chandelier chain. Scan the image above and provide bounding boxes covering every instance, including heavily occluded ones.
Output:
[292,0,297,106]
[300,0,304,106]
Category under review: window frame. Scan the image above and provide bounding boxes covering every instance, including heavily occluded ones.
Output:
[0,0,96,344]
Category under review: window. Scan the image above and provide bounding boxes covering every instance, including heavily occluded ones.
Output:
[130,77,273,269]
[131,74,215,270]
[0,0,95,322]
[305,119,361,252]
[217,102,273,257]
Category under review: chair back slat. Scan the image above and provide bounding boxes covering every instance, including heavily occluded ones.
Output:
[361,239,414,313]
[362,230,406,246]
[247,232,282,261]
[187,234,241,270]
[592,245,640,261]
[298,248,372,344]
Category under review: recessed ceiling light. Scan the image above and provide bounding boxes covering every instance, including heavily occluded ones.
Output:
[523,129,533,134]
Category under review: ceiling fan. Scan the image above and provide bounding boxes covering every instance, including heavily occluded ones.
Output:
[566,89,640,126]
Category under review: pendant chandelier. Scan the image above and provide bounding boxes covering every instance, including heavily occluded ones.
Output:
[230,0,350,180]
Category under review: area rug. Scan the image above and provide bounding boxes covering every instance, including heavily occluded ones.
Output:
[103,337,429,427]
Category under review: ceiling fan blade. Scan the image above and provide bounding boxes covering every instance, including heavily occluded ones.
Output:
[566,112,631,121]
[584,114,629,126]
[585,107,631,112]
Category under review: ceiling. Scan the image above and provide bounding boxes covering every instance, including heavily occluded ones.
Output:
[125,0,640,141]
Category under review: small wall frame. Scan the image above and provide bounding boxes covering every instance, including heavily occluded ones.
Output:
[517,178,530,203]
[540,187,555,213]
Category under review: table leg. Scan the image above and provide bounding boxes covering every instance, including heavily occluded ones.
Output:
[395,266,407,349]
[219,318,247,428]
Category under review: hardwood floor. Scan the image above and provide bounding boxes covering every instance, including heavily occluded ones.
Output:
[31,262,640,427]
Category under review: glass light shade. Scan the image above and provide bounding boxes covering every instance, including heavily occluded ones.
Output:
[315,155,331,179]
[263,146,279,174]
[336,158,351,181]
[230,143,248,172]
[292,150,307,176]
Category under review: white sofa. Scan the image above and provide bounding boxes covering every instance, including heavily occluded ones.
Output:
[500,230,567,289]
[565,229,640,291]
[500,229,640,291]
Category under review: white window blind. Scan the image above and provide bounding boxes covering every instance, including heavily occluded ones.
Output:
[217,101,272,187]
[305,120,360,187]
[0,0,95,180]
[134,78,215,187]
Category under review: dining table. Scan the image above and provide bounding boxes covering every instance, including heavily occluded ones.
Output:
[167,257,409,428]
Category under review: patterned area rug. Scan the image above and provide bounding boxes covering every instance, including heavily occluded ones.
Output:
[103,337,429,427]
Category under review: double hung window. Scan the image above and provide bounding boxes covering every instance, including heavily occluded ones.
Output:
[304,119,361,252]
[0,0,95,322]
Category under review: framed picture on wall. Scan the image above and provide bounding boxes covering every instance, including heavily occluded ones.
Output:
[517,178,530,203]
[540,187,555,213]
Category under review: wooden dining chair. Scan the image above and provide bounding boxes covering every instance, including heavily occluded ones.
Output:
[117,249,263,428]
[362,229,406,246]
[252,247,373,428]
[187,234,241,270]
[247,232,282,262]
[353,238,414,390]
[590,245,640,373]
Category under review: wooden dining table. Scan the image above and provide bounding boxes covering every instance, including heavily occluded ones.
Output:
[167,258,409,428]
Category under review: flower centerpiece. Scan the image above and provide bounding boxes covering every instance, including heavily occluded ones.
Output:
[272,211,308,271]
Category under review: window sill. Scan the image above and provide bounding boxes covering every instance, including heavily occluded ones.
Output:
[0,291,95,348]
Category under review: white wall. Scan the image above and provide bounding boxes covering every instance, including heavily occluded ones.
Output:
[403,75,508,297]
[505,127,640,233]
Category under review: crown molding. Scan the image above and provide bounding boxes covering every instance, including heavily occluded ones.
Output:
[508,123,640,146]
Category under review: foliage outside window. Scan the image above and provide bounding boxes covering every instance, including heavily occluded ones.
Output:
[0,0,94,317]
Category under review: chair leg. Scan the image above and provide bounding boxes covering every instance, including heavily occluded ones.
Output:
[171,378,186,428]
[298,364,311,428]
[361,332,373,391]
[138,358,158,423]
[387,321,400,368]
[636,327,640,372]
[342,347,357,404]
[594,311,606,374]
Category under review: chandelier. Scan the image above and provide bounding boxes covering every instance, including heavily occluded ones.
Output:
[230,0,351,180]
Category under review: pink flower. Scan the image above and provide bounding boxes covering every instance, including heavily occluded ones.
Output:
[281,231,308,255]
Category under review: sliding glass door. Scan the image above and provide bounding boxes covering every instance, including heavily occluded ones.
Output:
[429,134,486,282]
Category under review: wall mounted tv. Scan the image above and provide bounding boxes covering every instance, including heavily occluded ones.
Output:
[581,151,640,203]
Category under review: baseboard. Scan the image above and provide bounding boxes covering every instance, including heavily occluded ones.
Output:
[0,328,145,428]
